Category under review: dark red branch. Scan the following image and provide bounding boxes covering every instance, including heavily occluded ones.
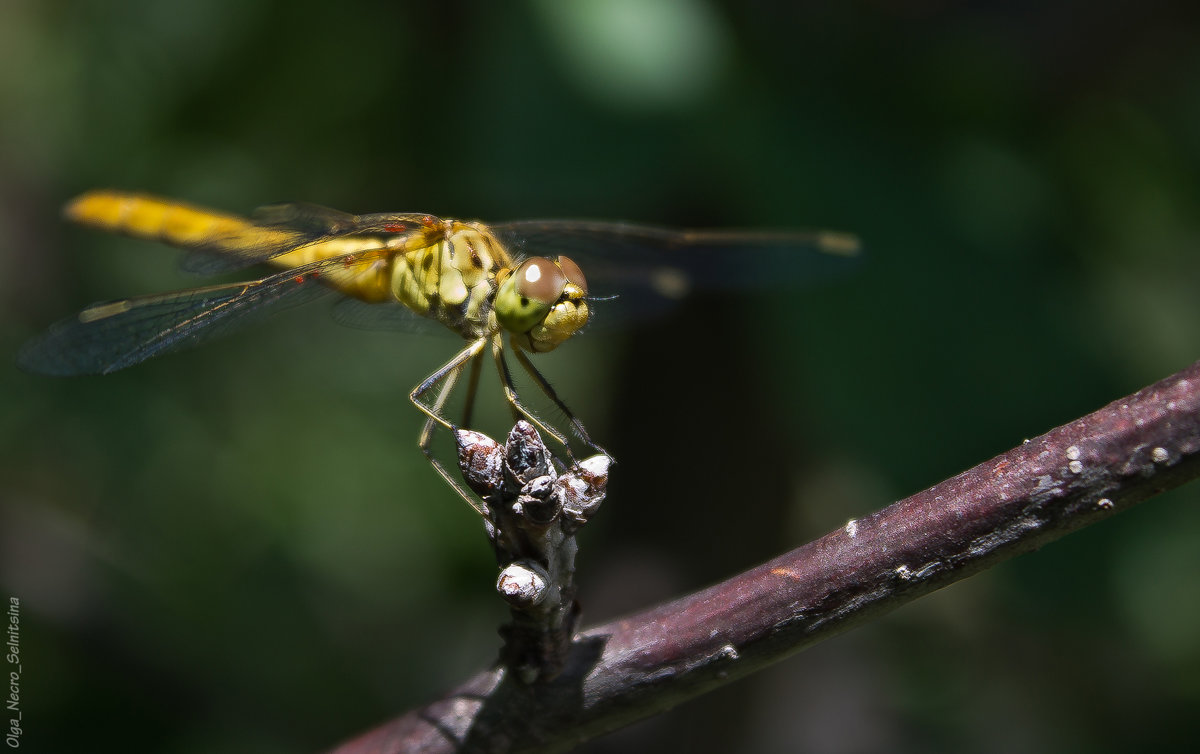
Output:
[329,359,1200,754]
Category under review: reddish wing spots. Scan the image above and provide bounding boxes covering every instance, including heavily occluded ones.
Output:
[293,274,305,284]
[384,223,407,233]
[421,215,435,228]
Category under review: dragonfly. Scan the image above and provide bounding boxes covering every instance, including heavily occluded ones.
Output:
[19,190,859,513]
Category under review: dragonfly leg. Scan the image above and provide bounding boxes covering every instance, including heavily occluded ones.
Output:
[460,344,484,429]
[491,338,575,455]
[411,336,490,431]
[418,415,490,519]
[511,344,607,457]
[412,337,491,517]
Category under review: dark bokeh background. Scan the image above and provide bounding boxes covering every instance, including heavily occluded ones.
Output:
[3,1,1200,752]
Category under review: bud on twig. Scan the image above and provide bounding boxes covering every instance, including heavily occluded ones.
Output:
[454,421,612,682]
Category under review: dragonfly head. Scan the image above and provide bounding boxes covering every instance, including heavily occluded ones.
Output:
[495,255,589,353]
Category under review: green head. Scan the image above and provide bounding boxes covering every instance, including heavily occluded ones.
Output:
[494,255,589,352]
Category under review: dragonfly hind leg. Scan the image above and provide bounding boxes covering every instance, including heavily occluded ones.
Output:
[411,336,491,517]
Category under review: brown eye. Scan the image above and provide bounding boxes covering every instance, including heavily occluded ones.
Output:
[514,257,566,304]
[557,255,587,295]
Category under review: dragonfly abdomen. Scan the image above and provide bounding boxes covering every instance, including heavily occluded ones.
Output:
[67,190,402,305]
[65,191,295,251]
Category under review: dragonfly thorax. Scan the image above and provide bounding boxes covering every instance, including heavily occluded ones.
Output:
[389,223,510,340]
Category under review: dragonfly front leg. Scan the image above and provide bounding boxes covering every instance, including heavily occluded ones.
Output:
[510,345,607,457]
[460,344,484,430]
[412,336,491,517]
[491,338,576,457]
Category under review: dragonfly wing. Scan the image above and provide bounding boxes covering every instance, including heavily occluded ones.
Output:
[17,269,334,376]
[178,200,361,273]
[330,298,450,337]
[252,202,440,237]
[492,220,861,325]
[179,228,310,274]
[181,204,441,274]
[250,201,362,234]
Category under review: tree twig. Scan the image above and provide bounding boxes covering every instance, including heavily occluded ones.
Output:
[329,359,1200,754]
[456,422,610,683]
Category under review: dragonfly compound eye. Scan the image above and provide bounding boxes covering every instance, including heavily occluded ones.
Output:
[495,257,563,335]
[557,255,587,296]
[514,257,566,304]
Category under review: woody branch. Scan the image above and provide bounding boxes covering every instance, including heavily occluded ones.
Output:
[330,359,1200,754]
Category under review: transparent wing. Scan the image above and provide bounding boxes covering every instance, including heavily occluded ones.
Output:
[17,250,396,376]
[330,297,452,337]
[182,202,444,274]
[491,219,861,322]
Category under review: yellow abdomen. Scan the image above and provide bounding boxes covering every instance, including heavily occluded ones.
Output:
[66,191,289,249]
[65,190,397,303]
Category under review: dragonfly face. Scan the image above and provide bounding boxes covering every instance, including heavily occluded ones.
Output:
[494,256,590,353]
[19,190,859,514]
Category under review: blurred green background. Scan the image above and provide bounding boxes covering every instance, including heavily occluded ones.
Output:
[3,0,1200,751]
